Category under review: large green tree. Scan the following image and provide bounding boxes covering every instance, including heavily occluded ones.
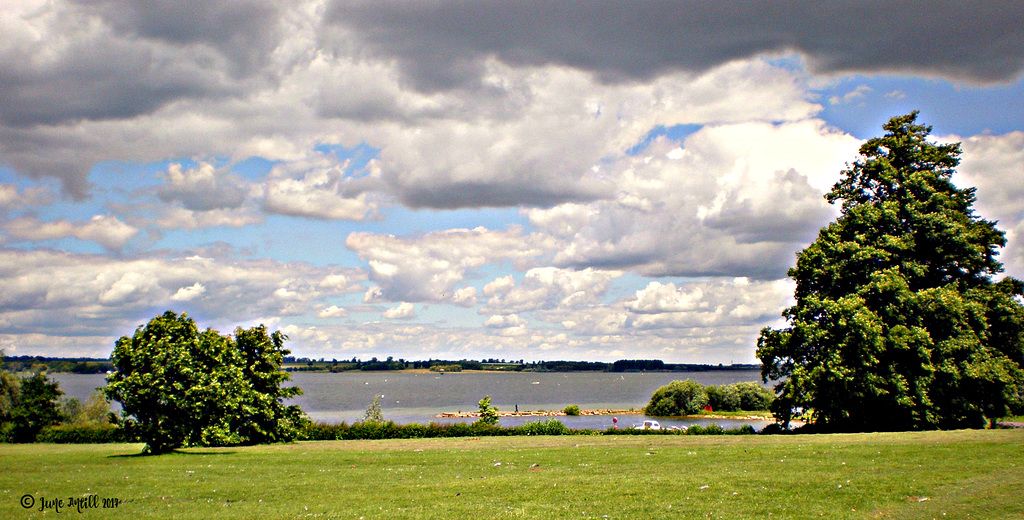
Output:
[105,311,303,453]
[758,112,1024,432]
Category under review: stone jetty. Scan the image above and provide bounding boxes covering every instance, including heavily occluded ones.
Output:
[436,408,641,419]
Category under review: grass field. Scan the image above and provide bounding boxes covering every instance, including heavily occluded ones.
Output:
[2,429,1022,519]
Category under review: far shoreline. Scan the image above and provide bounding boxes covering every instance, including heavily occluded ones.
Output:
[436,408,775,421]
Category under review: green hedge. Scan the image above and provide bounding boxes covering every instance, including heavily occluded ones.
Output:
[36,424,135,444]
[299,420,507,441]
[28,419,760,444]
[299,419,757,441]
[512,418,572,436]
[600,424,756,436]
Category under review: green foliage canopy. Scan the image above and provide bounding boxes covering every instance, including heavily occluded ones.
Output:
[3,372,65,442]
[1,351,68,443]
[757,112,1024,431]
[644,379,709,416]
[232,325,304,444]
[705,382,775,412]
[105,311,304,454]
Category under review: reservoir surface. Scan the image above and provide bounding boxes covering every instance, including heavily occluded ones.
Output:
[52,369,774,430]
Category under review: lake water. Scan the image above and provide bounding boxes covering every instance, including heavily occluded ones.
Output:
[51,370,775,431]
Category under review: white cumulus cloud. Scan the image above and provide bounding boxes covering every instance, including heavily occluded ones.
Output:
[383,302,416,320]
[171,282,207,302]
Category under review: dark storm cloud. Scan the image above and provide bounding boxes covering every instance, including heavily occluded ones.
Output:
[72,0,284,76]
[0,52,217,128]
[0,0,284,128]
[324,0,1024,90]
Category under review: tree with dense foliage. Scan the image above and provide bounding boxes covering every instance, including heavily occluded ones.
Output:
[7,373,65,442]
[232,325,304,443]
[105,311,304,453]
[1,352,67,443]
[0,356,18,432]
[705,382,775,412]
[758,112,1024,431]
[644,379,709,416]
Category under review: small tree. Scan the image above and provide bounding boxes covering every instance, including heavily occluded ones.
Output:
[6,372,65,442]
[0,355,21,440]
[477,395,499,425]
[59,396,83,423]
[81,389,112,425]
[363,395,385,423]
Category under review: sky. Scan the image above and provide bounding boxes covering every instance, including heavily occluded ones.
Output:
[1,1,1023,364]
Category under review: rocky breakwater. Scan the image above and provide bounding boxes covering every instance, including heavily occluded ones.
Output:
[436,408,641,418]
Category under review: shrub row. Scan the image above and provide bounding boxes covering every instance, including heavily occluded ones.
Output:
[600,423,758,436]
[35,424,136,444]
[298,419,758,441]
[28,418,761,444]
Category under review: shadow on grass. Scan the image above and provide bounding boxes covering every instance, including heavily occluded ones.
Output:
[108,449,237,458]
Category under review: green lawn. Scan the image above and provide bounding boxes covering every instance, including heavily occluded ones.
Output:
[2,429,1022,519]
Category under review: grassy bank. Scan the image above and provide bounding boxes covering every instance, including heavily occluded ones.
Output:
[2,429,1022,519]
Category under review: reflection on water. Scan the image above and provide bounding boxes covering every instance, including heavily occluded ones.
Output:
[51,370,773,429]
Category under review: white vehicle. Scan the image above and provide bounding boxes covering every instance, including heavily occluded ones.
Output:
[635,420,661,430]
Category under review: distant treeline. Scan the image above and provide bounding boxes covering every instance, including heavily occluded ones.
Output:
[2,356,112,374]
[2,355,757,374]
[282,357,758,373]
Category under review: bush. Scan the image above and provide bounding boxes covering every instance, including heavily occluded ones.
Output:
[36,424,130,444]
[685,424,725,435]
[563,404,580,416]
[705,385,740,411]
[731,382,774,411]
[644,379,708,416]
[759,423,790,435]
[300,421,347,441]
[514,419,570,436]
[297,420,511,441]
[704,382,774,412]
